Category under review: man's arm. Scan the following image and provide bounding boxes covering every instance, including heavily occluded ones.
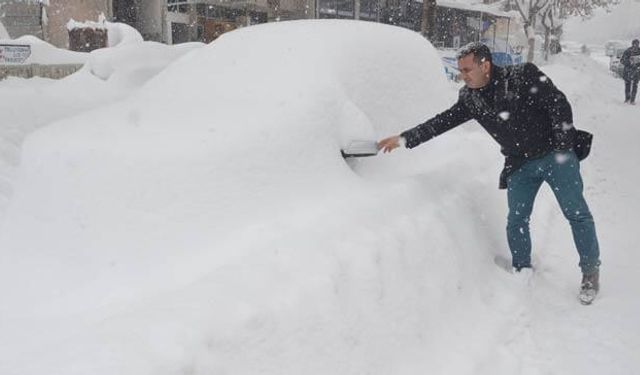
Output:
[401,98,472,148]
[378,98,472,153]
[524,63,576,151]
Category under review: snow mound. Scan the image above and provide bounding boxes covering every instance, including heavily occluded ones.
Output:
[83,40,204,86]
[66,18,185,87]
[0,20,454,375]
[29,19,450,210]
[0,35,87,65]
[105,21,145,47]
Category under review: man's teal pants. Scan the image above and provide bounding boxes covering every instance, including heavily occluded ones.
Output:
[506,151,601,274]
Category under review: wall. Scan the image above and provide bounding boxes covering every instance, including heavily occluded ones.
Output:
[46,0,111,48]
[0,1,43,39]
[0,63,83,80]
[138,0,163,41]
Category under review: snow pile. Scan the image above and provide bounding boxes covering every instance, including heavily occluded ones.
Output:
[105,20,145,47]
[1,18,640,375]
[0,19,146,67]
[0,35,87,65]
[0,33,202,216]
[0,20,457,374]
[83,40,204,87]
[65,16,204,87]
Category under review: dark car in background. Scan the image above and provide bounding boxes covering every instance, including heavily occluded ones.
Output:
[605,40,629,78]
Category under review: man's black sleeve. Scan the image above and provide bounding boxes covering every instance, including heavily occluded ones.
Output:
[524,63,576,151]
[400,97,473,149]
[621,49,630,67]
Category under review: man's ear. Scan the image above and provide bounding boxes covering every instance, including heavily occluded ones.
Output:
[481,60,491,75]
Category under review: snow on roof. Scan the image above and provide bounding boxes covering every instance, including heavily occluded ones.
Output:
[66,13,108,31]
[437,1,511,18]
[413,0,511,18]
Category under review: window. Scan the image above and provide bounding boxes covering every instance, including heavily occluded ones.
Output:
[359,0,379,20]
[168,0,190,13]
[171,22,190,44]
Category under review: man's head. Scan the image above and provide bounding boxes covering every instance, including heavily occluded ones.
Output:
[456,42,493,89]
[633,39,640,47]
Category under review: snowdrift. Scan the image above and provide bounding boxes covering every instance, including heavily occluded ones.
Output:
[0,20,470,375]
[0,35,87,65]
[2,17,640,375]
[0,31,202,217]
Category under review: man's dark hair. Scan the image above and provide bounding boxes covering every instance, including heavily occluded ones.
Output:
[633,39,640,46]
[456,42,493,65]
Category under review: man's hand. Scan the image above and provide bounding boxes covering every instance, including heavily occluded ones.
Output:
[377,135,402,153]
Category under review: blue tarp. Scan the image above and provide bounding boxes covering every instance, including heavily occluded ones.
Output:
[491,52,523,67]
[441,50,523,81]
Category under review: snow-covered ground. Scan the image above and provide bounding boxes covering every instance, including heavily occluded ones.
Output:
[564,0,640,45]
[0,16,639,375]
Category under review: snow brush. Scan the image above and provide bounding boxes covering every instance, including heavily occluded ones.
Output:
[341,140,380,158]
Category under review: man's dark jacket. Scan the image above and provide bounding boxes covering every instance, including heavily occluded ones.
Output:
[401,62,582,189]
[621,46,640,81]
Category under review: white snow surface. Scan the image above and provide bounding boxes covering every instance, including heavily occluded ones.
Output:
[564,0,640,44]
[0,20,9,40]
[0,35,88,65]
[0,19,639,375]
[104,20,145,47]
[84,40,204,86]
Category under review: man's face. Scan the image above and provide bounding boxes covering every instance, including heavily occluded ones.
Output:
[458,53,491,89]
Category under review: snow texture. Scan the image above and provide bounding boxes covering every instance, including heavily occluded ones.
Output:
[0,17,639,375]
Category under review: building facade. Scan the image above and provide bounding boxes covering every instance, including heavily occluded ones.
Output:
[0,0,45,40]
[111,0,314,45]
[2,0,523,55]
[0,0,112,48]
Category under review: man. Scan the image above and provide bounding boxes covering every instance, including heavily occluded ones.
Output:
[378,43,601,304]
[621,39,640,104]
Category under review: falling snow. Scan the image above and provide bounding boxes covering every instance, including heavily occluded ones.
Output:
[1,6,640,375]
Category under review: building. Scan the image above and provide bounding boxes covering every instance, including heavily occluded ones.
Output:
[108,0,313,45]
[47,0,112,48]
[0,0,45,40]
[431,1,514,51]
[2,0,523,55]
[0,0,112,48]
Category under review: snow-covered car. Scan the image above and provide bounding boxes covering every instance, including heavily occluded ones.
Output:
[0,20,454,374]
[609,46,627,78]
[604,40,630,78]
[604,40,628,57]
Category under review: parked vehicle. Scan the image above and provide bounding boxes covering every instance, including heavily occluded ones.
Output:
[607,42,629,78]
[605,40,627,57]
